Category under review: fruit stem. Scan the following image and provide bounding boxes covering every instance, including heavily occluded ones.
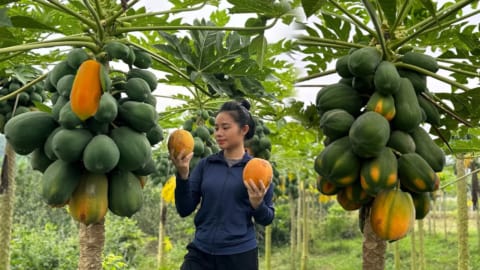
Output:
[82,0,105,41]
[118,1,208,22]
[295,70,336,83]
[113,18,279,35]
[395,62,471,92]
[361,0,388,59]
[391,0,475,50]
[104,0,140,27]
[0,41,98,55]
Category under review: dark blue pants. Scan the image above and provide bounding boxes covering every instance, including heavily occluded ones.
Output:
[180,242,258,270]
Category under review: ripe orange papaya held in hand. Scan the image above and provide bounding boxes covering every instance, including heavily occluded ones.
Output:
[167,129,194,158]
[243,158,273,189]
[70,60,103,120]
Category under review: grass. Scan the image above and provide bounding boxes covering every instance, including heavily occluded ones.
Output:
[256,228,480,270]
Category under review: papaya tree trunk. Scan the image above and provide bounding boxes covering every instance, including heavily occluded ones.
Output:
[456,156,469,270]
[362,206,386,270]
[78,220,105,270]
[418,220,425,270]
[289,192,297,270]
[0,144,16,270]
[264,225,272,270]
[157,198,167,268]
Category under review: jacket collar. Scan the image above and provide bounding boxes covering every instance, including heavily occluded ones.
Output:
[207,150,252,165]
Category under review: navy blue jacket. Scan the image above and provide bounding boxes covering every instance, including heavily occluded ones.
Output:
[175,151,275,255]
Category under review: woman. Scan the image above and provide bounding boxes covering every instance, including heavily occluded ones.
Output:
[171,99,275,270]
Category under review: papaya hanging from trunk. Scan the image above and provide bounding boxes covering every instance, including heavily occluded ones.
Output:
[70,60,104,121]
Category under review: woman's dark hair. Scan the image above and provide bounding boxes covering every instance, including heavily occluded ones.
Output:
[217,99,256,140]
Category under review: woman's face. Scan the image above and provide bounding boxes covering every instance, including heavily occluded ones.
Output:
[214,111,248,150]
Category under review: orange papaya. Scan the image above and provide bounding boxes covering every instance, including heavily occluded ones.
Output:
[70,60,103,121]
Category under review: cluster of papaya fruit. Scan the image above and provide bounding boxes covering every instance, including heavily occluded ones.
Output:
[314,46,446,241]
[4,43,162,225]
[0,70,47,132]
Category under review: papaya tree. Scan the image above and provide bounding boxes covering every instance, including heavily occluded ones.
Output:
[0,0,299,269]
[294,0,479,269]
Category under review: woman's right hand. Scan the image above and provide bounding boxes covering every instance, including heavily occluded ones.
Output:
[170,149,194,180]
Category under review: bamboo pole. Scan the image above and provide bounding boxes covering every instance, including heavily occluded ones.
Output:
[289,192,297,270]
[456,157,469,270]
[300,182,308,270]
[157,198,167,268]
[394,241,400,270]
[265,225,272,270]
[411,223,417,270]
[418,220,425,270]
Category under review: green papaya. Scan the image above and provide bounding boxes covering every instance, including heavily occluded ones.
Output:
[94,93,118,123]
[347,47,382,77]
[59,102,83,129]
[146,124,164,146]
[103,41,130,60]
[319,109,355,140]
[30,147,54,173]
[335,55,353,78]
[349,111,390,158]
[133,49,152,69]
[316,83,363,116]
[398,68,427,94]
[127,68,158,92]
[118,101,157,132]
[402,51,439,73]
[4,111,58,155]
[387,130,416,154]
[374,61,401,95]
[110,126,152,171]
[391,78,423,132]
[66,48,90,70]
[83,134,120,174]
[108,170,143,217]
[125,77,151,102]
[410,126,445,172]
[41,160,82,206]
[52,128,93,163]
[49,61,76,88]
[417,93,441,126]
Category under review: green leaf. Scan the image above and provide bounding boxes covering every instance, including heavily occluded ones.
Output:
[10,16,59,32]
[210,10,230,26]
[32,101,52,113]
[0,7,12,27]
[0,0,18,5]
[228,0,291,18]
[301,0,325,18]
[249,34,268,68]
[378,0,397,26]
[417,0,436,18]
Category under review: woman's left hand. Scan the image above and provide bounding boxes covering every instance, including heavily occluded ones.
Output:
[244,180,267,209]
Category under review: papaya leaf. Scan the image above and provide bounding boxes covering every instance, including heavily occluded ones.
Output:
[32,101,52,113]
[227,0,291,18]
[378,0,397,26]
[301,0,325,18]
[0,7,12,27]
[0,0,17,5]
[417,0,437,19]
[10,15,59,32]
[249,34,268,68]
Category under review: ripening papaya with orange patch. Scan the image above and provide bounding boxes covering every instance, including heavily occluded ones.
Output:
[70,60,103,120]
[366,92,396,121]
[360,147,398,196]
